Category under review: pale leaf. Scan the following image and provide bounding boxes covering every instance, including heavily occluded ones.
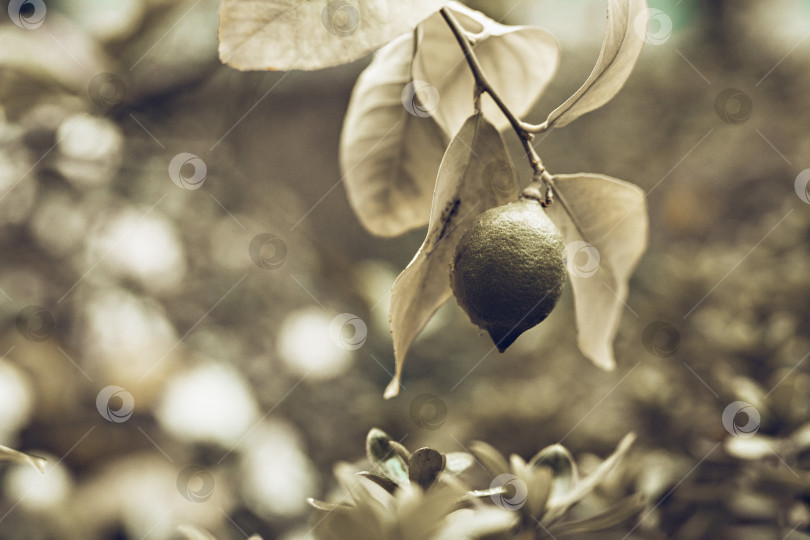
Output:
[444,451,475,475]
[414,2,559,136]
[436,507,518,540]
[340,33,449,237]
[385,114,518,398]
[218,0,449,71]
[545,0,648,129]
[546,493,645,536]
[544,432,636,523]
[307,497,345,511]
[469,440,510,479]
[545,173,648,370]
[0,444,47,474]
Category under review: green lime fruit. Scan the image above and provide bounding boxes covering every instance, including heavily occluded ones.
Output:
[450,196,566,352]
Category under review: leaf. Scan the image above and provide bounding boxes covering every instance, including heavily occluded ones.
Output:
[366,428,410,485]
[544,173,648,370]
[529,444,579,507]
[469,441,511,479]
[544,0,648,129]
[544,432,636,523]
[413,2,559,135]
[218,0,450,71]
[307,497,347,511]
[332,462,392,530]
[357,471,402,494]
[384,113,518,398]
[398,482,469,540]
[340,33,449,237]
[510,454,553,519]
[0,444,47,474]
[526,467,553,520]
[444,452,475,475]
[436,507,518,540]
[545,493,645,536]
[312,502,386,540]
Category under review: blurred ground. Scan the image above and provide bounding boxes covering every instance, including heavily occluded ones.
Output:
[1,0,810,539]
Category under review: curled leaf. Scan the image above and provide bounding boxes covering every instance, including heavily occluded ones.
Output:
[544,0,648,129]
[218,0,450,71]
[544,432,636,522]
[529,444,579,506]
[340,33,449,237]
[0,444,47,474]
[545,173,648,370]
[385,113,518,398]
[366,428,410,485]
[307,497,347,511]
[414,1,559,135]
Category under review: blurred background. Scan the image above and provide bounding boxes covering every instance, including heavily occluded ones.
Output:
[1,0,809,538]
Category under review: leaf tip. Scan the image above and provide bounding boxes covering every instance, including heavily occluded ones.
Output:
[383,376,400,399]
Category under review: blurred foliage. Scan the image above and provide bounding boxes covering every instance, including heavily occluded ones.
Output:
[0,1,810,539]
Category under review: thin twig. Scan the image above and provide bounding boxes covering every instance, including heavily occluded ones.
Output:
[439,8,545,177]
[440,8,592,241]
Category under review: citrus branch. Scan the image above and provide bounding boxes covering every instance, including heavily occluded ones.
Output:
[440,8,593,234]
[439,8,548,179]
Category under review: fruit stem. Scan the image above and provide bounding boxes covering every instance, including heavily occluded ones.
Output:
[440,8,547,178]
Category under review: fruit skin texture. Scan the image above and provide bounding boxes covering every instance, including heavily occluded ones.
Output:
[450,196,566,352]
